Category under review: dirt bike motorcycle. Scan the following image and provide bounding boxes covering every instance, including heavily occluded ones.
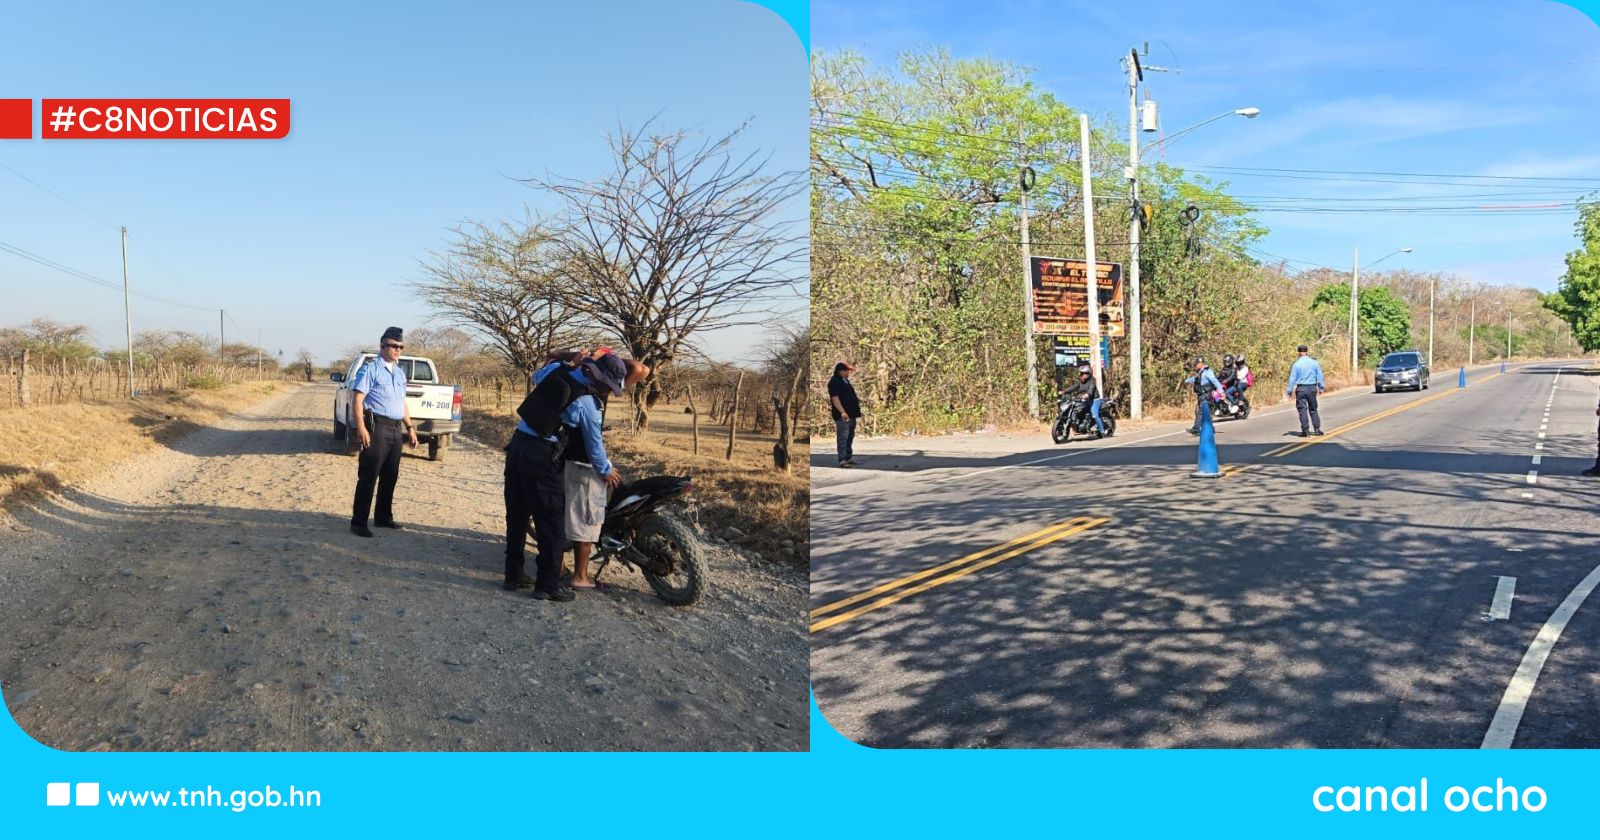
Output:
[1051,394,1118,444]
[528,475,706,606]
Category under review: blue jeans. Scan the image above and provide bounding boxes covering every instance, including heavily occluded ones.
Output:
[1089,398,1104,435]
[835,417,856,463]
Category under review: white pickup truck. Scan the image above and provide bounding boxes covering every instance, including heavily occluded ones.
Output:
[330,353,462,461]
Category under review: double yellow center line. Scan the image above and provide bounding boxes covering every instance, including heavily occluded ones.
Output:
[809,516,1110,634]
[1260,372,1502,459]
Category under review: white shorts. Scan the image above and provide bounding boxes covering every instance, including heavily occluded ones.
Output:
[563,461,607,544]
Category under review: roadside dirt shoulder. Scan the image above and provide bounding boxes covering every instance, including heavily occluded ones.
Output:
[1,382,806,751]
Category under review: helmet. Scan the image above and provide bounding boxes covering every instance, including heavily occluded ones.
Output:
[1236,355,1247,366]
[1224,353,1235,365]
[1192,356,1206,367]
[1077,365,1091,376]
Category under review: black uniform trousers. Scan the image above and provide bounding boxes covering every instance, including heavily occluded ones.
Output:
[352,414,404,527]
[1295,384,1323,434]
[504,431,566,592]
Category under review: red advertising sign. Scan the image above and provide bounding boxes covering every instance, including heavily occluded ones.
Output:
[1030,256,1124,336]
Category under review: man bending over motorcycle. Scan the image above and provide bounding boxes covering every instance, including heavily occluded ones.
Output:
[541,351,651,593]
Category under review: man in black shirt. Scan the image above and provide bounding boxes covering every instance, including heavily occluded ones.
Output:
[828,361,863,467]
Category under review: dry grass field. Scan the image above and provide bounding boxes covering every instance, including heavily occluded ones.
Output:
[0,381,285,511]
[459,390,808,565]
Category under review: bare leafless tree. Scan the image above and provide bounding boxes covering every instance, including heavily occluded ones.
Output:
[528,120,806,428]
[412,217,583,379]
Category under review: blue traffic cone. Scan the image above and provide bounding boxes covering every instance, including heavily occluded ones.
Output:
[1193,405,1222,478]
[1458,366,1466,388]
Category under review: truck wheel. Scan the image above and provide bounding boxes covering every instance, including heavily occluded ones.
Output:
[334,418,346,441]
[428,436,445,462]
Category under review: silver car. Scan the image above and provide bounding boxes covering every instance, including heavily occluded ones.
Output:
[1374,351,1430,392]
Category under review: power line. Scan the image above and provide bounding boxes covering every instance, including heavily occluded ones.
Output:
[0,239,125,293]
[0,161,122,231]
[0,237,218,312]
[1175,57,1600,76]
[1207,164,1600,183]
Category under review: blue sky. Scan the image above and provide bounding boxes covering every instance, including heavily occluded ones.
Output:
[0,0,806,364]
[813,0,1600,290]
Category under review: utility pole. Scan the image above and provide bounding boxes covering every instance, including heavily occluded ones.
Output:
[1427,275,1435,366]
[1468,299,1475,365]
[220,309,225,358]
[1080,114,1104,396]
[1126,47,1144,419]
[121,225,133,398]
[1350,245,1360,374]
[257,328,263,377]
[1019,129,1040,421]
[1506,311,1512,360]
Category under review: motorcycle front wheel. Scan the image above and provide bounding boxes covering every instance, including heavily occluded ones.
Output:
[636,512,706,607]
[1052,415,1072,444]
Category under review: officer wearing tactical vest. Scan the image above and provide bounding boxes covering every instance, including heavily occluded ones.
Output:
[1183,357,1224,436]
[503,351,629,601]
[349,326,419,537]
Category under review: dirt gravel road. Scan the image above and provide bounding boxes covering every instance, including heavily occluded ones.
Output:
[0,382,806,751]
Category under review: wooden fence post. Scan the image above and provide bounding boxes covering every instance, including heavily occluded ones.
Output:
[686,385,700,455]
[18,348,30,407]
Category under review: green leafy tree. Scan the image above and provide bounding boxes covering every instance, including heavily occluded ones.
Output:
[1543,198,1600,351]
[812,48,1264,431]
[1459,324,1524,358]
[1310,284,1412,365]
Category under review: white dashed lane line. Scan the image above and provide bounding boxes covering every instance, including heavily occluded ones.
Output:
[1487,576,1517,621]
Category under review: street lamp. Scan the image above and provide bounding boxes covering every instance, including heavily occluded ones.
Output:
[1126,101,1259,420]
[1143,108,1261,156]
[1350,246,1412,373]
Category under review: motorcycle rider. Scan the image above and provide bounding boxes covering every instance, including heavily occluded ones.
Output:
[1062,365,1104,437]
[1184,356,1225,436]
[1218,354,1241,414]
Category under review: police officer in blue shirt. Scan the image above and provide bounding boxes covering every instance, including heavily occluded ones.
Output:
[1183,356,1225,436]
[1284,344,1327,437]
[349,326,419,537]
[503,351,629,601]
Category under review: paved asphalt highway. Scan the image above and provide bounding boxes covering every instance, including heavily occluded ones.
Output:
[810,362,1600,748]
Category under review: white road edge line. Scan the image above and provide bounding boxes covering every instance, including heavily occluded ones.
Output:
[1483,563,1600,748]
[1527,471,1538,485]
[1532,454,1542,466]
[1488,576,1516,621]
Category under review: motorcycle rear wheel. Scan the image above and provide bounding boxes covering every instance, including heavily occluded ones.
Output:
[636,512,706,607]
[1097,413,1117,438]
